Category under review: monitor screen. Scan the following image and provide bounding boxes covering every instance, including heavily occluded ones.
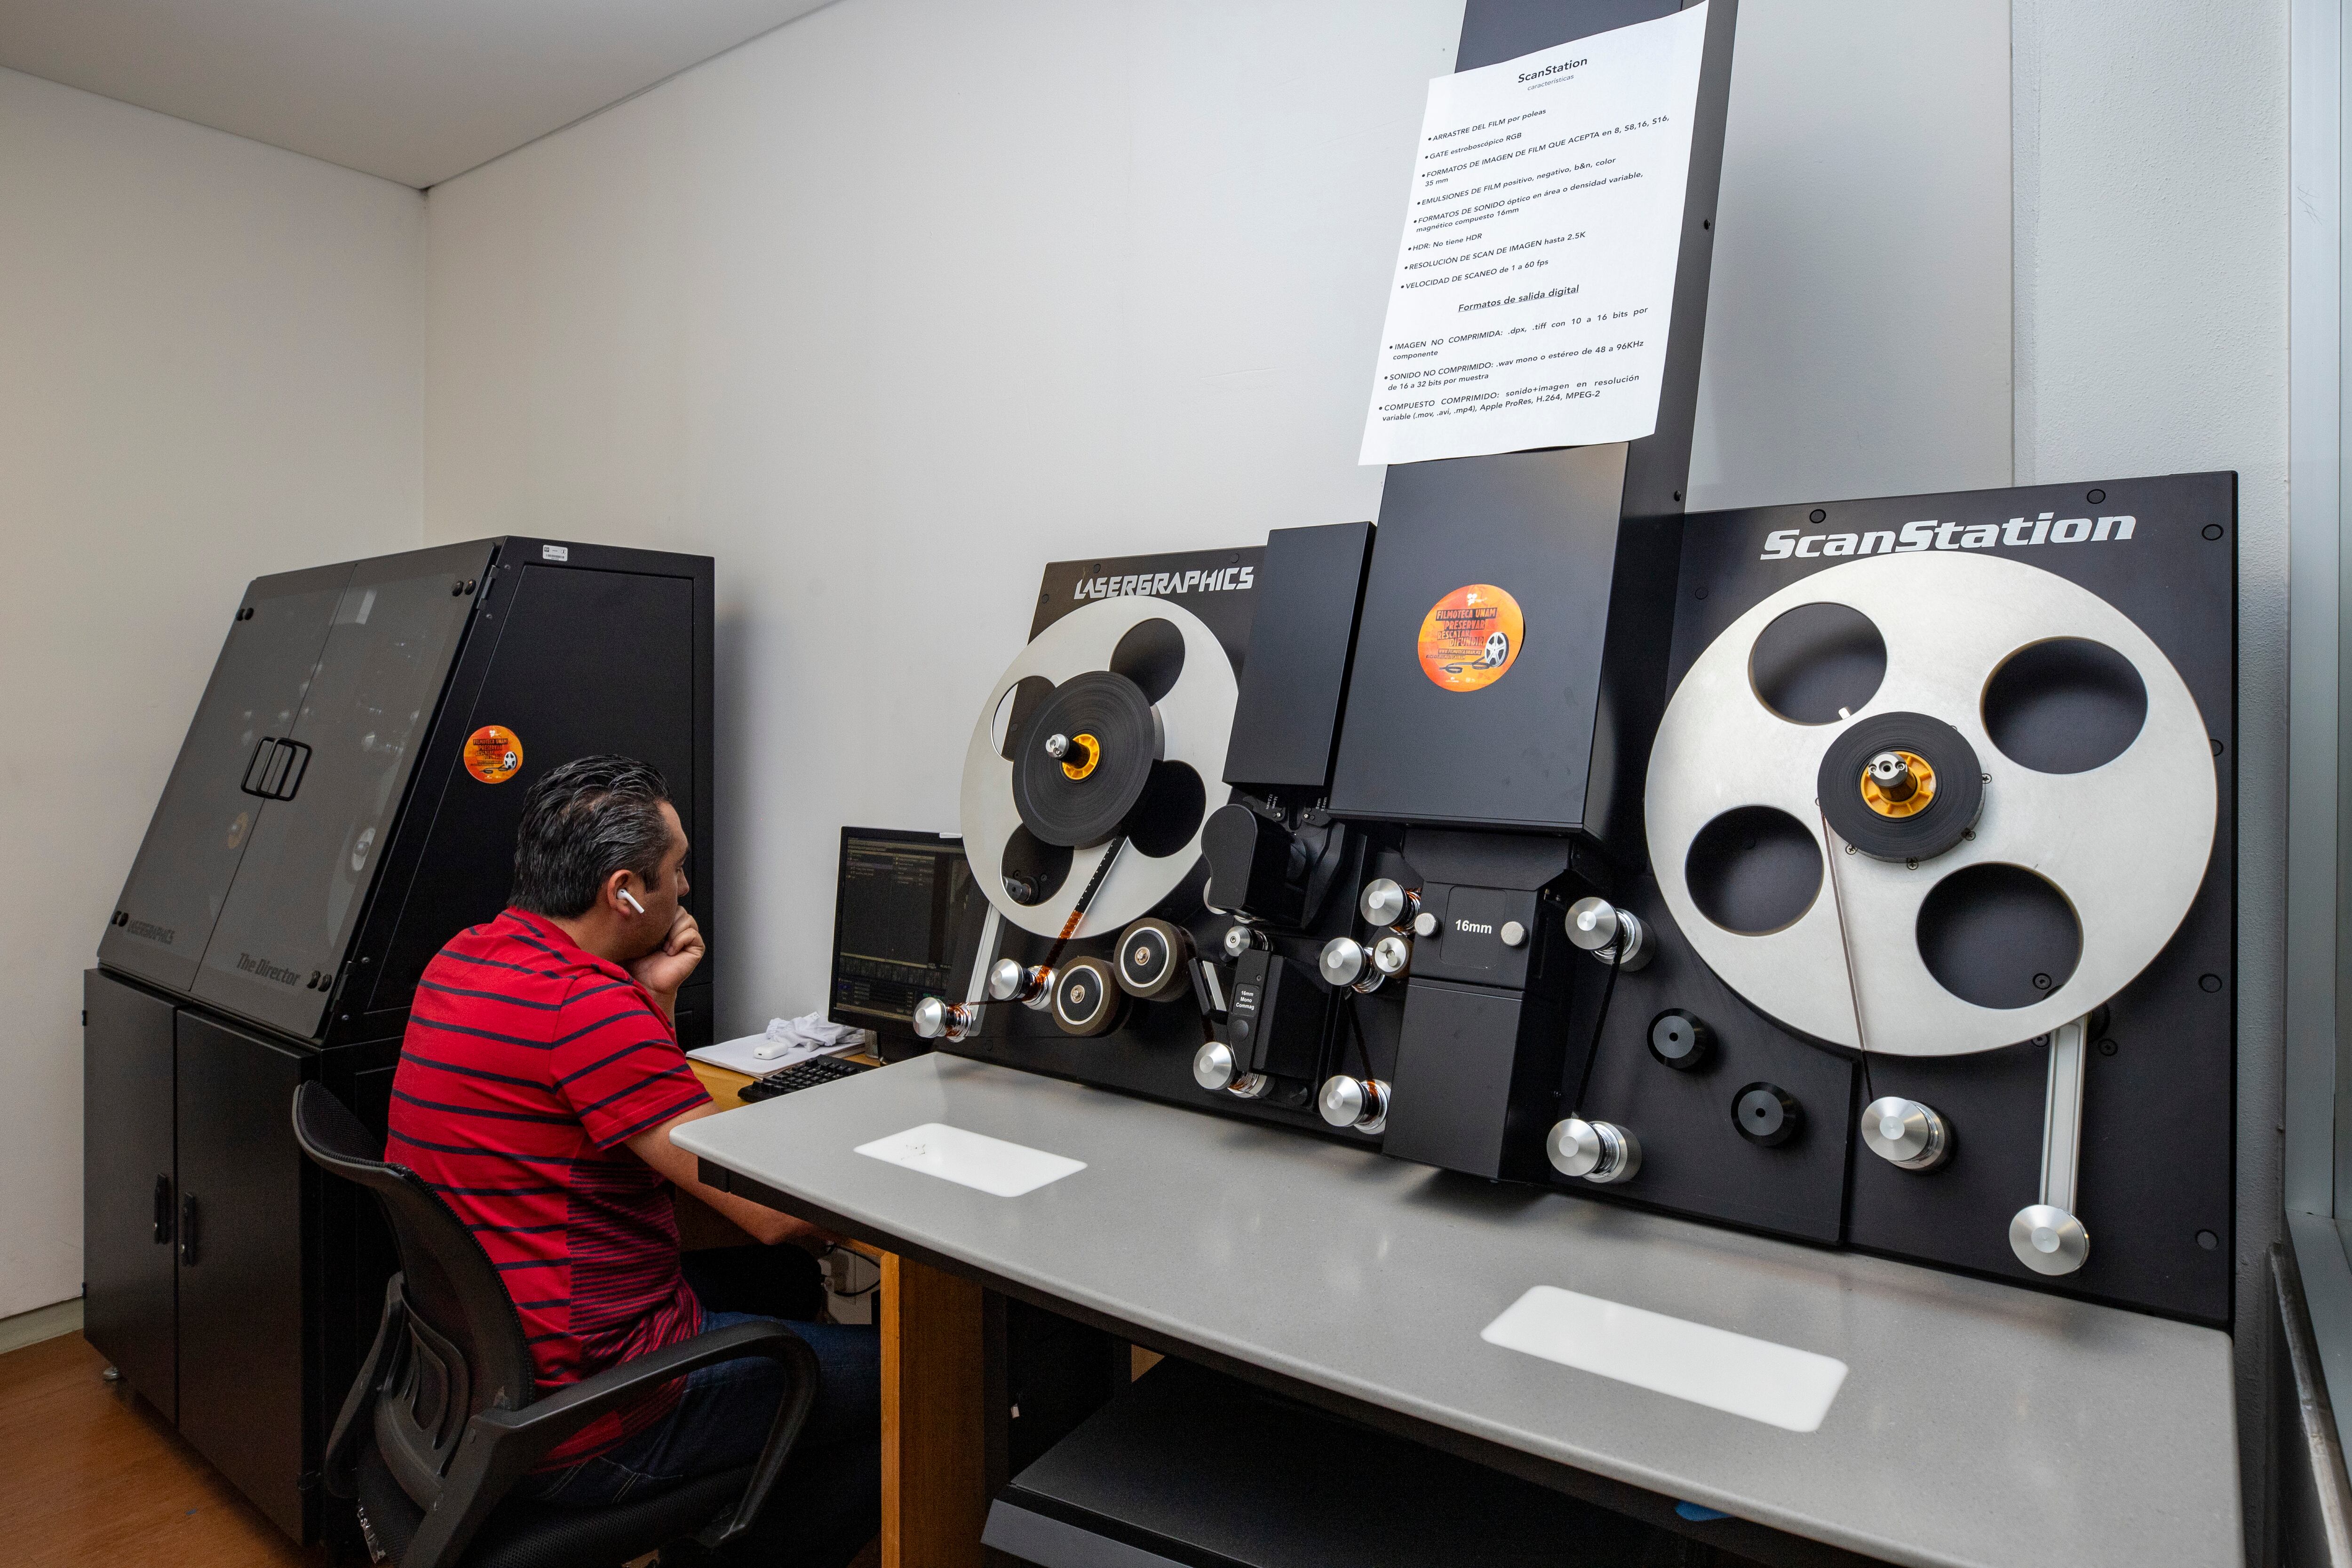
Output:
[829,828,978,1041]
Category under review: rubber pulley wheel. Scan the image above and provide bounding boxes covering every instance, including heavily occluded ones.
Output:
[1053,956,1127,1037]
[1114,918,1193,1001]
[1817,711,1983,862]
[1012,671,1158,849]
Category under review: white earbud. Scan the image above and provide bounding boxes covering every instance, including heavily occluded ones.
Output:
[619,888,647,915]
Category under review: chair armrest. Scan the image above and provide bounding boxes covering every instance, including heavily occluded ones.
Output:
[692,1327,819,1551]
[477,1318,808,1456]
[399,1319,819,1568]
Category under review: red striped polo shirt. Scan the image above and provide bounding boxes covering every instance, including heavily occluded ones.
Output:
[385,908,712,1465]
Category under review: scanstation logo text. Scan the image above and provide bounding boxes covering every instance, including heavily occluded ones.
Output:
[1760,511,2138,562]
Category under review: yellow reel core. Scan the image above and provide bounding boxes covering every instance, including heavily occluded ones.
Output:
[1859,750,1936,818]
[1061,732,1102,781]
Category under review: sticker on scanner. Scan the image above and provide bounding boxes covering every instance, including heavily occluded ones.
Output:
[854,1123,1086,1197]
[1480,1285,1847,1433]
[1418,583,1523,691]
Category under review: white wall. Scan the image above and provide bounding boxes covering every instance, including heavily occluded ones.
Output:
[2011,1,2289,1548]
[421,0,2016,1035]
[0,67,423,1318]
[421,0,1461,1029]
[1690,0,2012,507]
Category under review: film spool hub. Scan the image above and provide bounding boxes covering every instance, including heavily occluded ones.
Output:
[960,597,1238,939]
[1645,552,2216,1056]
[1013,672,1158,849]
[1816,713,1983,862]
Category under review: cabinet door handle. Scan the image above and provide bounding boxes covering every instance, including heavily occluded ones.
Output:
[178,1194,198,1267]
[152,1176,173,1244]
[239,736,310,801]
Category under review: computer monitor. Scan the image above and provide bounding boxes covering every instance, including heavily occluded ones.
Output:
[829,826,982,1059]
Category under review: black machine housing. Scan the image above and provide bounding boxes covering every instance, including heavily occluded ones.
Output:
[942,531,1391,1134]
[1588,474,2236,1325]
[943,469,2238,1328]
[84,536,715,1542]
[940,0,2235,1330]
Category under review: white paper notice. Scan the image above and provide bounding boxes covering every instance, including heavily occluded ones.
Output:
[853,1123,1087,1197]
[1359,5,1709,466]
[1481,1285,1848,1433]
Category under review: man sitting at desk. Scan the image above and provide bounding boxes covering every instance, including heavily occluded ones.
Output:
[386,755,877,1566]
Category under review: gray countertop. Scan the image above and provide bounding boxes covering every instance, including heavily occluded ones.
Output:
[675,1053,2241,1568]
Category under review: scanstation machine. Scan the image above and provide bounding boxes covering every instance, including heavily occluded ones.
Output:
[911,0,2233,1326]
[917,474,2234,1326]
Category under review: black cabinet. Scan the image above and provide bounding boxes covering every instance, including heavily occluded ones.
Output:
[81,971,178,1424]
[84,973,320,1541]
[97,536,714,1052]
[175,1013,311,1540]
[97,563,350,997]
[87,536,715,1544]
[192,544,492,1038]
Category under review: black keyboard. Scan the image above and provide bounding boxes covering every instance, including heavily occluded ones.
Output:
[738,1054,875,1102]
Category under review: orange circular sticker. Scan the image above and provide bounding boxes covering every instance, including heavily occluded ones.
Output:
[1418,585,1524,691]
[464,725,524,783]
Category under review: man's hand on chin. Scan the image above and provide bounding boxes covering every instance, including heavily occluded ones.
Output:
[628,908,705,1016]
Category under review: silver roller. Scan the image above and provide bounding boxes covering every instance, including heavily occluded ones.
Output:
[1645,552,2216,1057]
[1193,1041,1269,1099]
[986,958,1056,1010]
[1547,1117,1641,1184]
[1320,937,1383,994]
[959,597,1238,940]
[1565,896,1650,970]
[1861,1095,1951,1172]
[1318,1075,1391,1135]
[1359,878,1418,929]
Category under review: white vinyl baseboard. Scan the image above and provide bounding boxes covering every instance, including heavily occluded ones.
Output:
[0,1296,83,1357]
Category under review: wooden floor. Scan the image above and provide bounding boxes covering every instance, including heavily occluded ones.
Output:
[0,1332,320,1568]
[0,1331,882,1568]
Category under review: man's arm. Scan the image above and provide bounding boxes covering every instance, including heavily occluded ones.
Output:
[628,906,706,1022]
[627,1102,828,1250]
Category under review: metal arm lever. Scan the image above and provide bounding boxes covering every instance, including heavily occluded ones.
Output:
[2010,1015,2091,1275]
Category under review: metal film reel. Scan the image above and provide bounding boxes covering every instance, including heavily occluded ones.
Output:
[961,596,1236,939]
[1645,552,2215,1057]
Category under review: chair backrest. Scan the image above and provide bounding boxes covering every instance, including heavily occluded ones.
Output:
[293,1083,540,1509]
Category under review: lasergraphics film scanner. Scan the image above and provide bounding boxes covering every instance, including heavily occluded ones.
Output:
[902,0,2239,1334]
[917,527,1397,1136]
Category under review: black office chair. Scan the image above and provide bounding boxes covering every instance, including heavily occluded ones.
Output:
[292,1083,819,1568]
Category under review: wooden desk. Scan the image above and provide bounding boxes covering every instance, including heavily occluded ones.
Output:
[688,1058,990,1568]
[683,1061,884,1264]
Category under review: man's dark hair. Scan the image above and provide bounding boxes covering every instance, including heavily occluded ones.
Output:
[510,756,675,918]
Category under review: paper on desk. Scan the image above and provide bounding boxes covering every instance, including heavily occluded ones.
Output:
[1359,4,1708,466]
[689,1033,862,1077]
[854,1123,1087,1197]
[1481,1284,1847,1433]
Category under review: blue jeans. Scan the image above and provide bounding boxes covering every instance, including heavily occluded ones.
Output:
[521,1310,881,1568]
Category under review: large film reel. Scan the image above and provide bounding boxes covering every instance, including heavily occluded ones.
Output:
[1646,552,2216,1057]
[961,596,1236,939]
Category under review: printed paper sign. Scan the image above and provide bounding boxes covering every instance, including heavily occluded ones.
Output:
[1360,5,1709,466]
